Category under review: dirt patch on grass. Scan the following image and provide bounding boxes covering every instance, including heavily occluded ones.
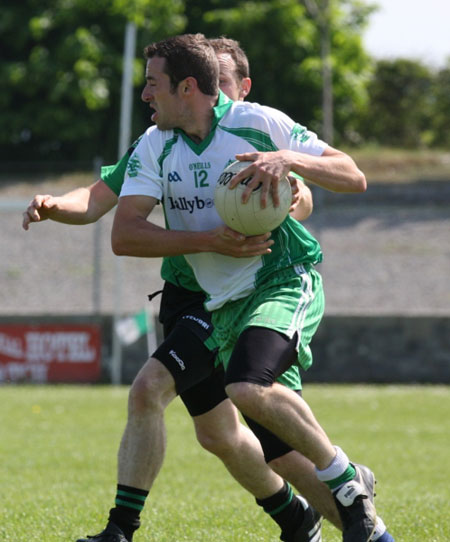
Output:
[1,148,449,197]
[348,148,450,183]
[0,172,94,199]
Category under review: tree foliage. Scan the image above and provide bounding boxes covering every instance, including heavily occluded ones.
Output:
[359,59,434,147]
[0,0,448,167]
[0,0,184,164]
[358,58,449,149]
[430,62,450,147]
[183,0,374,143]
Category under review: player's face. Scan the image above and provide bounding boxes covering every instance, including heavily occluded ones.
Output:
[217,53,250,101]
[141,56,183,130]
[217,53,242,101]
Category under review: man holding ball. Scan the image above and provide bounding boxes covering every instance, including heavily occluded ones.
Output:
[24,35,392,541]
[109,33,393,542]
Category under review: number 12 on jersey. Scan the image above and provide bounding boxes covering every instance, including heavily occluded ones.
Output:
[194,170,209,188]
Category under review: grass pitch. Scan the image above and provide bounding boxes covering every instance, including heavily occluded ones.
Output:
[0,385,448,542]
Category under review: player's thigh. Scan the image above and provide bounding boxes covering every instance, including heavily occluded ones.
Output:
[243,390,302,463]
[152,315,218,396]
[215,268,324,376]
[179,365,228,416]
[191,396,241,450]
[224,326,298,387]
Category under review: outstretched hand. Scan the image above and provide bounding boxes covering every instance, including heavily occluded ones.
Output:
[22,195,56,230]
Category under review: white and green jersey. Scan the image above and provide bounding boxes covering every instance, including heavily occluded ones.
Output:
[120,91,326,311]
[101,140,203,292]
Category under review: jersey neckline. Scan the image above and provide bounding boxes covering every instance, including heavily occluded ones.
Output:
[174,90,233,156]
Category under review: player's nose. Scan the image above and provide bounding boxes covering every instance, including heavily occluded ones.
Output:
[141,84,153,103]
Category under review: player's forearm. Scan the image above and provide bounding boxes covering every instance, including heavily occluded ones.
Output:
[44,189,93,224]
[46,183,117,224]
[111,218,214,258]
[290,149,367,194]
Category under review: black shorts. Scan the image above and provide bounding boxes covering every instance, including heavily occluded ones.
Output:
[152,281,295,460]
[152,281,226,416]
[224,326,298,387]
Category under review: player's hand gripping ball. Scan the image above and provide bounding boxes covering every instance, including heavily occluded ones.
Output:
[214,160,291,235]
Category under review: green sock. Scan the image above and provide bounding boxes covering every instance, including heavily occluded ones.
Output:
[108,484,149,541]
[325,463,357,491]
[256,482,305,537]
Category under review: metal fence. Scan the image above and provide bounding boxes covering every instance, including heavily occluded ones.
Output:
[1,179,450,384]
[1,181,450,318]
[0,198,165,317]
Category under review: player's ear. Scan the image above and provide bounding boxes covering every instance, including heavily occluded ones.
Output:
[180,76,197,95]
[239,77,252,99]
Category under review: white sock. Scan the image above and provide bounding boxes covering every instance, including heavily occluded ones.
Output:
[371,517,387,541]
[315,446,350,482]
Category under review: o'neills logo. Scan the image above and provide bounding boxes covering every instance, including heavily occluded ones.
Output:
[167,196,214,214]
[169,349,186,371]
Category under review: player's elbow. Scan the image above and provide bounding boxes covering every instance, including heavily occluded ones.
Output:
[112,240,132,256]
[111,228,130,256]
[290,198,313,222]
[299,196,313,220]
[111,239,126,256]
[84,208,105,224]
[353,170,367,193]
[340,169,366,194]
[335,152,367,193]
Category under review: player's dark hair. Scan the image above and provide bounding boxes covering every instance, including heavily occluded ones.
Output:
[209,37,250,81]
[144,34,219,96]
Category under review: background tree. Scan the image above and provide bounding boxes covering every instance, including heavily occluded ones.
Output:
[430,61,450,148]
[0,0,184,165]
[183,0,374,145]
[359,58,434,148]
[2,0,446,168]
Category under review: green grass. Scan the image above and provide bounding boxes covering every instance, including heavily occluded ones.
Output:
[0,385,448,541]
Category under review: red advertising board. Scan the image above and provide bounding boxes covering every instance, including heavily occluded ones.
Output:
[0,324,102,383]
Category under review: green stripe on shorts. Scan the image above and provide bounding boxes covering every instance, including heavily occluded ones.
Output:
[212,266,324,389]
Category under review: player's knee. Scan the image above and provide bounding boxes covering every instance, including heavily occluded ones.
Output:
[225,381,263,416]
[195,425,235,457]
[128,374,160,415]
[128,360,169,415]
[267,454,289,473]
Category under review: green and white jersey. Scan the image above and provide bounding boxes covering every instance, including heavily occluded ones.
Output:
[120,91,326,311]
[101,139,202,292]
[101,137,141,196]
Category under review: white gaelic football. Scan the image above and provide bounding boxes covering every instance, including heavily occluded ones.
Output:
[214,160,292,235]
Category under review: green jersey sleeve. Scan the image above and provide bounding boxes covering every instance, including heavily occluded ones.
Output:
[101,136,142,196]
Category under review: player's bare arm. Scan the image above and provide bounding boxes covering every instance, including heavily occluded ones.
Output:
[231,148,366,206]
[288,176,313,221]
[22,180,117,230]
[111,195,274,259]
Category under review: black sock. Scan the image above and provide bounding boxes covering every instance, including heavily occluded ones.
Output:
[256,482,305,539]
[108,484,149,541]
